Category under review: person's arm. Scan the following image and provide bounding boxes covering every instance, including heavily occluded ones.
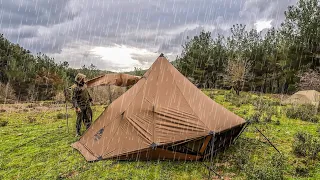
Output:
[72,87,81,112]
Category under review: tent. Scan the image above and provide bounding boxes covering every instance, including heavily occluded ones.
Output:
[282,90,320,107]
[85,73,141,88]
[72,54,246,161]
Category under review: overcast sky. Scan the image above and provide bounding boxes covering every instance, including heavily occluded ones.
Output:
[0,0,297,72]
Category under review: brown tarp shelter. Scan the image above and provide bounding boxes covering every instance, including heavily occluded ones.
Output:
[72,54,246,161]
[86,73,141,88]
[282,90,320,107]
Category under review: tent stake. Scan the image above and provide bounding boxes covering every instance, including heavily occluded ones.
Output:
[254,126,281,154]
[232,120,281,155]
[66,100,69,133]
[207,133,223,179]
[108,85,112,104]
[63,88,69,134]
[204,163,222,179]
[233,121,250,144]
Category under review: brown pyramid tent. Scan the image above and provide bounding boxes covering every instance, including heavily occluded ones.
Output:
[282,90,320,107]
[72,55,246,161]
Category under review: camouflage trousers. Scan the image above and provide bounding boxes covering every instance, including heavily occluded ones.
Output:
[76,106,92,135]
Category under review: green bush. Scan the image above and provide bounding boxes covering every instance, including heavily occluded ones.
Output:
[250,111,262,123]
[295,164,309,177]
[245,154,284,180]
[293,131,320,159]
[208,92,214,99]
[261,114,272,122]
[0,119,8,127]
[27,116,37,123]
[224,92,252,107]
[233,149,249,170]
[56,113,71,119]
[253,97,280,109]
[242,109,248,115]
[26,104,35,108]
[253,97,279,123]
[286,104,319,122]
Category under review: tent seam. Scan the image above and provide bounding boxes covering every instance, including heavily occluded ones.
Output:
[166,62,210,131]
[100,59,161,157]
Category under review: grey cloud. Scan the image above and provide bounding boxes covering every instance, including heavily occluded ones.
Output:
[0,0,297,71]
[158,25,229,54]
[240,0,298,27]
[0,0,76,28]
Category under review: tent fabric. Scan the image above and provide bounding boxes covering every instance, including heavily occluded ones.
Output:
[85,73,141,88]
[282,90,320,107]
[72,56,245,161]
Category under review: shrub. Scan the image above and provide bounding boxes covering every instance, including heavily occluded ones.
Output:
[208,92,214,99]
[242,109,248,115]
[245,154,284,180]
[253,98,279,123]
[26,104,35,108]
[0,119,8,127]
[253,97,280,109]
[233,149,249,170]
[56,113,71,119]
[254,99,277,112]
[293,131,320,159]
[53,91,65,103]
[295,164,309,177]
[250,111,261,123]
[224,92,252,107]
[27,116,37,123]
[261,113,272,122]
[286,104,319,122]
[309,116,320,123]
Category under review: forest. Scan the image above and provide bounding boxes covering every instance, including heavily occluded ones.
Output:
[0,0,319,102]
[175,0,320,95]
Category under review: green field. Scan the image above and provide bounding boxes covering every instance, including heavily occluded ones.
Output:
[0,90,319,180]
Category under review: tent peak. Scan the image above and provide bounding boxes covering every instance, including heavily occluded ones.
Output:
[159,53,164,57]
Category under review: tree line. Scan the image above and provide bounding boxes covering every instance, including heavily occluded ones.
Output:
[175,0,320,94]
[0,35,109,101]
[1,0,319,102]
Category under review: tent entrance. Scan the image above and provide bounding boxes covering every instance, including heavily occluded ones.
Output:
[162,123,246,159]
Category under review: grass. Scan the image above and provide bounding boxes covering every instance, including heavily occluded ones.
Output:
[0,90,319,179]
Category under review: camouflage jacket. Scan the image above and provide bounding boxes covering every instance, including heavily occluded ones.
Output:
[71,84,92,108]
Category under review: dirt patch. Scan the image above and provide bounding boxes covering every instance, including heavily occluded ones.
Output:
[0,103,65,113]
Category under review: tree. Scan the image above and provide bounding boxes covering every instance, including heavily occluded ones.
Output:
[133,67,144,76]
[281,0,320,70]
[224,57,252,95]
[176,31,227,88]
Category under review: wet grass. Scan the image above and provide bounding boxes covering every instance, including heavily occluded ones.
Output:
[0,90,319,179]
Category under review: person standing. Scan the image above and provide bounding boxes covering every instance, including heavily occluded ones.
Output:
[72,73,93,137]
